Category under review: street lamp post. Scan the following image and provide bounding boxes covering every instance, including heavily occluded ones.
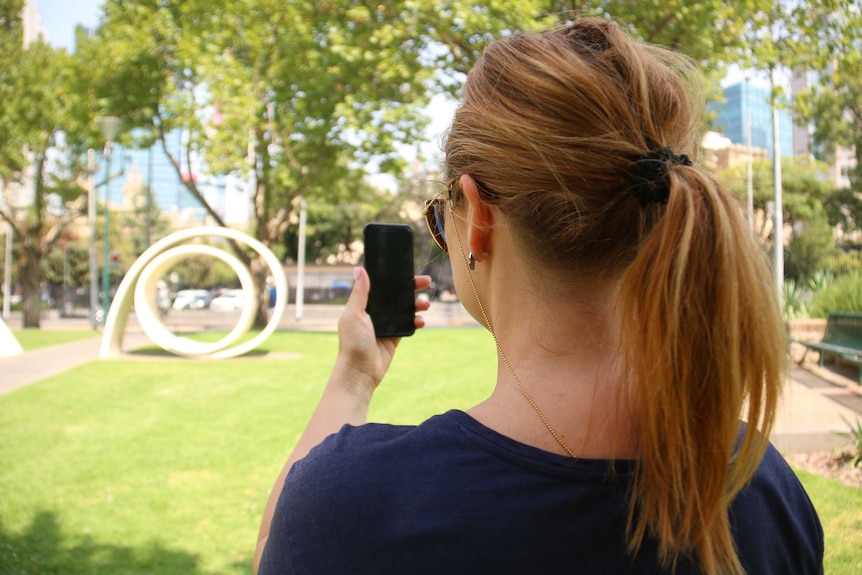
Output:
[97,116,121,323]
[744,77,754,228]
[296,197,307,321]
[87,150,99,328]
[770,67,784,301]
[2,222,11,320]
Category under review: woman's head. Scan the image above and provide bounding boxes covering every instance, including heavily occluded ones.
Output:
[443,18,703,283]
[443,18,786,575]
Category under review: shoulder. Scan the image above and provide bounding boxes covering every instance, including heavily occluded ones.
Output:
[280,411,478,522]
[259,411,484,574]
[288,410,468,485]
[731,442,824,574]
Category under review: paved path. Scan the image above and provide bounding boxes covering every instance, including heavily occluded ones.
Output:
[772,366,862,454]
[1,307,860,454]
[0,331,150,397]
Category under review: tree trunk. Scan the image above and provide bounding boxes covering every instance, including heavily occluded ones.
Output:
[19,242,42,328]
[250,255,270,330]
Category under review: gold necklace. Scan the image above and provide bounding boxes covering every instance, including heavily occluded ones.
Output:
[448,205,577,459]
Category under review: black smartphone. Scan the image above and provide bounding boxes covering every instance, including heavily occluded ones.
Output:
[363,223,416,338]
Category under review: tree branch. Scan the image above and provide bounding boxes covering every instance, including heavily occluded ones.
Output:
[154,112,228,229]
[42,194,87,252]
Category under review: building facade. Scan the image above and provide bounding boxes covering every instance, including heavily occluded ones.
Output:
[22,0,46,47]
[119,130,251,227]
[710,81,794,160]
[122,131,205,221]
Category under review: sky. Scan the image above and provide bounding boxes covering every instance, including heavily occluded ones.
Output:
[33,0,102,52]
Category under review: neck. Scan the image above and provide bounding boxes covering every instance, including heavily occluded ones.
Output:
[467,268,636,459]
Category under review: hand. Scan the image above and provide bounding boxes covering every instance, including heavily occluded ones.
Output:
[333,267,432,395]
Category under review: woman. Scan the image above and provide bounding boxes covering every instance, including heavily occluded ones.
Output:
[255,18,823,574]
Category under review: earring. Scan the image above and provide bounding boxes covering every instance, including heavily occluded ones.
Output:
[468,253,476,270]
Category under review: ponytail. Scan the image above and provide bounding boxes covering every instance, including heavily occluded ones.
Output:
[618,167,786,574]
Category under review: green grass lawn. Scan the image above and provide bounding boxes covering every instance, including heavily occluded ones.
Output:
[794,469,862,573]
[0,329,497,575]
[0,328,858,574]
[11,328,99,351]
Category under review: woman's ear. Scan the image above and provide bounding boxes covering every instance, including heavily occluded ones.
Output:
[458,174,494,261]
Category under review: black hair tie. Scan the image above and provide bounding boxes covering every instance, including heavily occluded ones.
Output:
[629,147,692,206]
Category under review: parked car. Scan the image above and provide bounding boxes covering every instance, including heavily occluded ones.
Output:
[172,289,212,310]
[209,289,245,311]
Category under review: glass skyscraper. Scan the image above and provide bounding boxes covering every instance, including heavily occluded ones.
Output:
[710,82,794,159]
[121,130,205,216]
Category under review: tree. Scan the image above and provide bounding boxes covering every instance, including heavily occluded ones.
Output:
[793,1,862,199]
[785,213,838,281]
[283,170,394,265]
[0,28,89,327]
[718,158,853,270]
[548,0,769,75]
[414,0,768,89]
[0,0,24,173]
[67,0,790,322]
[75,0,449,326]
[164,255,236,291]
[42,237,89,288]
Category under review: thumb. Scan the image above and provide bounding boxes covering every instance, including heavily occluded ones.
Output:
[346,266,370,313]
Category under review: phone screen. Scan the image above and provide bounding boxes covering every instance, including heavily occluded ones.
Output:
[363,223,416,338]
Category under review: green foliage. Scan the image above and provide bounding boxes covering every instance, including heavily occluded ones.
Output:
[836,416,862,468]
[720,158,829,218]
[166,255,238,290]
[547,0,768,77]
[718,157,854,251]
[782,279,808,321]
[824,249,862,276]
[282,166,398,264]
[77,0,441,245]
[0,16,90,326]
[809,271,862,317]
[41,241,90,288]
[792,0,862,198]
[807,270,835,294]
[785,214,839,282]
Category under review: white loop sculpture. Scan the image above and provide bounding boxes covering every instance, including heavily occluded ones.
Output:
[100,227,288,359]
[0,316,23,358]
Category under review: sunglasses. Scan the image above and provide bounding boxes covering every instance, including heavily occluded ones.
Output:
[423,189,450,254]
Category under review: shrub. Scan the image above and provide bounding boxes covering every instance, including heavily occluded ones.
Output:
[824,249,862,276]
[809,271,862,317]
[836,416,862,468]
[807,270,834,295]
[782,279,809,321]
[785,215,839,281]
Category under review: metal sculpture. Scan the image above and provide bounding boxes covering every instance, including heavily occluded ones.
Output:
[100,227,287,359]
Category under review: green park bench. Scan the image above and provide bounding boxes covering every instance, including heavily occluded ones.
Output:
[792,312,862,385]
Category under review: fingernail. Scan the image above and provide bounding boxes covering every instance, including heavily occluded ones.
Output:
[354,267,362,280]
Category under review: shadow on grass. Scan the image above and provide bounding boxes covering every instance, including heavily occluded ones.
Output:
[0,510,250,575]
[125,346,271,358]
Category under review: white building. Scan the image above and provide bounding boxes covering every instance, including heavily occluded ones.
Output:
[21,0,46,47]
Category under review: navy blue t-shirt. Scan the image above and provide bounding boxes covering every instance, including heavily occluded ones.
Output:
[259,410,823,574]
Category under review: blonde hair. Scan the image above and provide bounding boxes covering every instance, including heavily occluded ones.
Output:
[444,18,785,574]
